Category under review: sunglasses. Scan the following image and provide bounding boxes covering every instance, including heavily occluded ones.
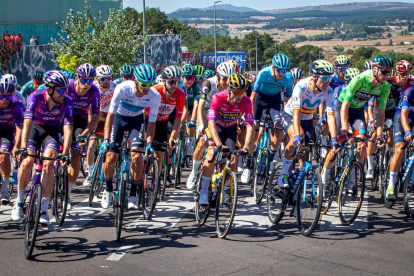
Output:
[318,75,332,82]
[54,88,67,95]
[99,77,111,82]
[33,81,44,86]
[231,90,245,96]
[123,75,134,80]
[0,94,12,100]
[136,80,154,88]
[80,78,94,85]
[166,80,179,86]
[185,76,196,81]
[379,69,392,75]
[337,67,349,72]
[276,68,288,74]
[397,71,409,76]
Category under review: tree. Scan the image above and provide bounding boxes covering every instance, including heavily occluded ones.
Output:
[55,54,79,72]
[0,34,24,70]
[390,39,393,46]
[387,32,392,38]
[50,1,146,73]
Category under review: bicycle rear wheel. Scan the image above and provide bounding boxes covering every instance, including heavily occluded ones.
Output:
[296,166,323,236]
[266,161,286,225]
[338,161,365,226]
[115,172,127,242]
[80,146,87,178]
[88,152,104,207]
[53,165,68,226]
[321,164,338,214]
[215,170,238,238]
[142,158,159,220]
[159,150,168,200]
[173,139,182,189]
[195,171,210,226]
[24,184,42,260]
[253,149,270,205]
[403,164,414,218]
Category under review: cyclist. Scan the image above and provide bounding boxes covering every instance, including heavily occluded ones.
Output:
[83,65,117,187]
[280,60,337,187]
[2,74,26,108]
[195,65,205,85]
[12,71,73,225]
[180,64,200,157]
[336,55,392,185]
[330,55,350,90]
[186,62,236,189]
[66,63,100,209]
[0,75,24,204]
[20,70,44,99]
[62,69,76,80]
[248,54,293,183]
[113,64,134,85]
[290,67,304,88]
[394,60,414,92]
[363,60,373,72]
[199,73,254,205]
[204,69,216,80]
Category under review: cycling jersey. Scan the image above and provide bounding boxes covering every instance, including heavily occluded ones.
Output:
[66,79,100,119]
[369,82,402,111]
[333,84,346,105]
[150,84,186,122]
[207,91,254,128]
[109,81,161,122]
[25,89,74,127]
[253,67,293,97]
[95,81,117,113]
[0,95,24,128]
[200,76,222,109]
[179,82,200,108]
[399,86,414,116]
[394,74,414,92]
[20,81,35,98]
[14,91,26,108]
[329,72,346,90]
[338,70,391,109]
[284,77,335,120]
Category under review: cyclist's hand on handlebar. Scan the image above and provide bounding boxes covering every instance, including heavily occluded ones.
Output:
[169,139,176,148]
[293,135,302,147]
[60,154,70,167]
[331,139,341,153]
[187,120,196,128]
[145,142,154,156]
[340,129,349,141]
[368,120,376,133]
[100,139,109,153]
[17,148,28,160]
[238,148,249,156]
[404,130,412,142]
[377,137,386,148]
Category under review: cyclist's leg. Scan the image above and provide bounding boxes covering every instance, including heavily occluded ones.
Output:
[153,120,169,176]
[366,106,378,177]
[349,107,368,164]
[270,108,283,161]
[385,109,395,148]
[0,130,14,201]
[129,116,145,206]
[200,134,219,205]
[186,106,196,156]
[253,94,266,144]
[40,142,59,224]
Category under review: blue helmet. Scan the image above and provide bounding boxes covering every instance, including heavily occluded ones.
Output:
[272,54,290,69]
[261,64,271,70]
[134,64,157,83]
[61,69,76,80]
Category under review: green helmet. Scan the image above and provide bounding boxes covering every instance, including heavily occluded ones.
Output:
[119,64,134,76]
[345,68,360,82]
[181,64,196,77]
[311,60,334,75]
[372,55,394,70]
[334,55,350,66]
[32,70,44,82]
[204,69,215,79]
[170,65,182,69]
[194,65,205,77]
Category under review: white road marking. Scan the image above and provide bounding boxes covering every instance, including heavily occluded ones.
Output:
[106,246,134,261]
[233,196,272,229]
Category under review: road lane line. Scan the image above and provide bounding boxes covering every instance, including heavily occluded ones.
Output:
[106,246,134,261]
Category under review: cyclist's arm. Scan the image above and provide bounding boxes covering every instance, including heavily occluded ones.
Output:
[181,105,188,124]
[13,101,24,151]
[376,108,385,138]
[401,109,411,133]
[293,109,301,137]
[208,120,222,146]
[319,101,326,121]
[20,119,33,149]
[250,91,258,111]
[340,100,351,132]
[14,126,22,152]
[198,80,211,127]
[62,124,73,155]
[104,112,116,140]
[367,101,375,122]
[290,84,302,136]
[376,84,391,138]
[82,114,99,137]
[146,121,155,144]
[191,101,198,122]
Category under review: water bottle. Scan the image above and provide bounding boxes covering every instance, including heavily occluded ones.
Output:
[11,159,18,185]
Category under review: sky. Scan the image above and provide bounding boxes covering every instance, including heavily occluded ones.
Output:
[123,0,414,14]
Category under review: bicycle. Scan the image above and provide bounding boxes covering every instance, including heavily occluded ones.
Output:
[170,124,187,189]
[266,141,323,236]
[0,152,17,202]
[51,145,69,226]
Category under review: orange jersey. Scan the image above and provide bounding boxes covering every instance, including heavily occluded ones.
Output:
[147,84,186,122]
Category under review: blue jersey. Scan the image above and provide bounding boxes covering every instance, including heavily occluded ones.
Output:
[398,86,414,116]
[253,67,293,97]
[333,84,346,105]
[329,72,346,90]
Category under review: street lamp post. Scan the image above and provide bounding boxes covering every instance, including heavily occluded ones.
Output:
[275,42,277,54]
[214,1,222,68]
[255,30,258,76]
[309,51,313,75]
[143,0,147,64]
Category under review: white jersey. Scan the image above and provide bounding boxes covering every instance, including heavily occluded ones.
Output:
[200,76,220,109]
[109,80,161,122]
[284,77,335,120]
[14,91,27,108]
[95,81,117,113]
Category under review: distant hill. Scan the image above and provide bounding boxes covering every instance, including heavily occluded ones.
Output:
[264,2,414,14]
[173,4,257,13]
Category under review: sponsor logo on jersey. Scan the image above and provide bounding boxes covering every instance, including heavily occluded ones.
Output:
[43,117,56,121]
[51,109,60,115]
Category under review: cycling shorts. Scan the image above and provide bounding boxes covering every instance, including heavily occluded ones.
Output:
[94,112,107,135]
[28,124,61,153]
[394,113,414,144]
[109,114,145,154]
[281,111,314,145]
[0,128,15,153]
[71,117,89,152]
[205,125,237,151]
[335,100,367,137]
[254,93,282,122]
[153,120,169,152]
[373,108,395,128]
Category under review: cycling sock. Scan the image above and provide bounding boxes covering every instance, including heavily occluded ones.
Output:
[367,155,374,171]
[105,177,113,192]
[201,176,211,194]
[130,180,140,197]
[322,167,331,182]
[1,177,10,193]
[17,189,25,203]
[244,154,252,169]
[193,159,202,172]
[281,157,293,176]
[87,165,94,176]
[41,196,50,213]
[269,150,277,162]
[321,136,329,146]
[388,171,398,189]
[68,182,74,194]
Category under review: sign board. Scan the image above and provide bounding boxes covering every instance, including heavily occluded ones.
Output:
[200,52,246,68]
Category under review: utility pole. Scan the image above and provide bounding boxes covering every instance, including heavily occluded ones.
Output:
[143,0,147,64]
[255,30,258,76]
[214,1,222,68]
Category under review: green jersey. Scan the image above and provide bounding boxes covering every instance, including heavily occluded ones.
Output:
[338,70,391,109]
[21,81,35,98]
[180,82,201,107]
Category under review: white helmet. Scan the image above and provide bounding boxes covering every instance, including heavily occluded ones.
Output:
[2,74,17,86]
[155,74,163,84]
[96,65,114,78]
[216,62,236,78]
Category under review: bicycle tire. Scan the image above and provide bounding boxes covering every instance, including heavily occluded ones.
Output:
[195,171,210,226]
[296,166,323,236]
[253,148,270,204]
[80,148,87,178]
[24,184,42,260]
[53,165,68,226]
[115,172,127,242]
[159,149,168,200]
[215,170,238,238]
[142,158,159,220]
[320,163,337,214]
[173,139,182,189]
[403,163,414,218]
[266,161,286,225]
[338,161,365,226]
[88,152,104,207]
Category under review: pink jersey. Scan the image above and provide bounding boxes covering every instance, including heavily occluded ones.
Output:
[207,91,254,128]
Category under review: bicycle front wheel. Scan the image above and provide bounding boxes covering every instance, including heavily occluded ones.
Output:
[159,150,168,200]
[24,184,42,260]
[215,170,238,238]
[88,152,104,207]
[195,171,210,226]
[296,166,323,236]
[266,161,286,225]
[253,149,270,205]
[142,158,159,220]
[115,172,127,242]
[338,161,365,226]
[173,140,182,189]
[53,165,68,226]
[80,147,87,178]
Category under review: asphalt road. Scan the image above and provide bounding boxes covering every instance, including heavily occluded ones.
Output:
[0,165,413,276]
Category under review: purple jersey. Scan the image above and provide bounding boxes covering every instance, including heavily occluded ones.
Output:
[25,89,74,127]
[0,95,24,128]
[66,79,100,119]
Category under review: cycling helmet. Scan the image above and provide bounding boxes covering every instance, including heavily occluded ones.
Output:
[272,54,290,69]
[119,64,134,76]
[261,64,271,70]
[216,62,236,78]
[32,70,44,82]
[44,70,69,88]
[76,63,96,78]
[227,73,248,91]
[0,75,16,92]
[396,60,412,73]
[334,55,350,66]
[311,60,335,75]
[62,69,76,80]
[363,60,373,71]
[225,60,240,73]
[133,64,157,83]
[181,64,196,77]
[162,66,182,79]
[372,55,394,70]
[290,68,303,80]
[155,74,162,84]
[96,65,114,78]
[2,74,17,86]
[194,65,205,77]
[204,69,215,79]
[345,68,360,82]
